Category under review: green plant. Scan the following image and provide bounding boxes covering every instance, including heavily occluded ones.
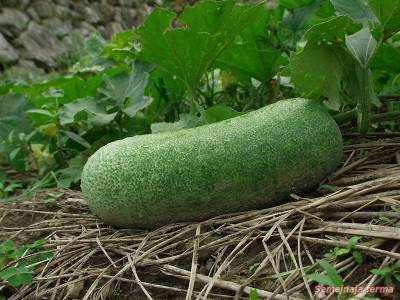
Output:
[370,262,400,285]
[0,180,23,199]
[0,239,53,287]
[249,289,259,300]
[307,259,344,287]
[324,236,364,264]
[289,0,400,135]
[378,206,400,228]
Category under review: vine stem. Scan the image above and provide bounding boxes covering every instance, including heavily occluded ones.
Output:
[356,65,373,136]
[334,110,400,125]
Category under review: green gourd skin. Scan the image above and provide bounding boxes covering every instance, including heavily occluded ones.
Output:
[81,98,343,229]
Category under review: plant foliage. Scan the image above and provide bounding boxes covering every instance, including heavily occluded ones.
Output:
[0,0,399,195]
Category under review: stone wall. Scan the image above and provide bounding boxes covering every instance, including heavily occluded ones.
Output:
[0,0,160,71]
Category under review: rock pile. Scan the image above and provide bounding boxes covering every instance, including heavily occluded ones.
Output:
[0,0,160,70]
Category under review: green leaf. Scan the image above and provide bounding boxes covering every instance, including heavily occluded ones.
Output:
[0,94,34,151]
[352,250,364,264]
[59,97,117,127]
[84,32,107,58]
[318,259,344,286]
[347,236,361,248]
[104,29,137,60]
[61,130,91,149]
[34,251,53,262]
[101,61,153,117]
[0,266,17,280]
[57,167,82,188]
[367,0,400,39]
[27,239,45,248]
[290,43,347,109]
[370,266,392,276]
[304,15,351,43]
[345,27,377,67]
[151,113,205,134]
[282,0,324,30]
[331,0,377,24]
[383,3,400,38]
[334,247,350,256]
[8,145,29,172]
[368,0,399,27]
[14,74,103,105]
[216,6,282,82]
[13,245,28,257]
[57,153,87,188]
[307,273,337,287]
[324,251,335,258]
[0,81,14,96]
[280,0,326,47]
[280,0,314,9]
[204,103,246,124]
[6,267,33,287]
[137,1,261,95]
[392,206,400,215]
[379,215,391,222]
[249,289,259,300]
[0,169,6,184]
[0,240,15,254]
[320,184,339,192]
[372,44,400,74]
[26,109,55,125]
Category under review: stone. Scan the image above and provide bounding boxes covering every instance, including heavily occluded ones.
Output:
[0,32,18,63]
[83,6,102,24]
[98,4,115,22]
[78,22,97,37]
[135,5,153,25]
[107,0,119,5]
[121,8,137,28]
[114,7,123,25]
[55,5,70,18]
[0,8,29,31]
[1,0,30,8]
[26,7,41,23]
[98,25,107,37]
[18,22,67,67]
[55,0,70,5]
[32,1,56,19]
[0,27,13,39]
[1,59,48,82]
[61,35,74,51]
[110,22,124,35]
[42,18,72,37]
[55,5,82,21]
[70,3,86,19]
[118,0,139,6]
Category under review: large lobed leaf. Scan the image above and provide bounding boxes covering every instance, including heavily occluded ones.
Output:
[216,7,282,82]
[100,61,153,117]
[290,43,348,110]
[0,94,34,146]
[59,97,116,127]
[331,0,377,24]
[332,0,400,39]
[136,0,262,95]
